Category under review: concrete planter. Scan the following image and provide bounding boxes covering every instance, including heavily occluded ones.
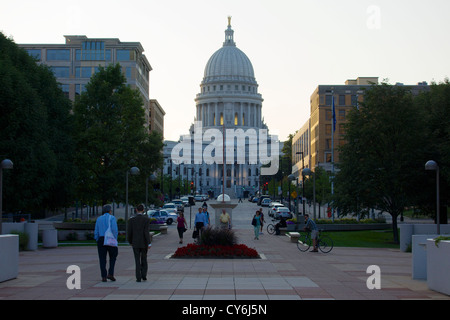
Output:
[54,222,126,231]
[149,223,167,231]
[426,239,450,296]
[0,235,19,282]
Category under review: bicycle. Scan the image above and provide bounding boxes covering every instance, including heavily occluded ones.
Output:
[266,223,275,235]
[266,218,283,235]
[296,229,334,253]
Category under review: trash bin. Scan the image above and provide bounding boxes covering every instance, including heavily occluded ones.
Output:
[24,222,38,251]
[42,229,58,248]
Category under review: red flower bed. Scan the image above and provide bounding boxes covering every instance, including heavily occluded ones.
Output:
[172,243,259,259]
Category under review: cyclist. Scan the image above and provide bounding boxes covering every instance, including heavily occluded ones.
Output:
[275,216,287,235]
[304,214,318,252]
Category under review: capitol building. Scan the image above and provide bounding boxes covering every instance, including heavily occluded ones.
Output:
[164,18,278,199]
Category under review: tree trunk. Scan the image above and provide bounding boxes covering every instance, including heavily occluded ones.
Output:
[391,212,399,244]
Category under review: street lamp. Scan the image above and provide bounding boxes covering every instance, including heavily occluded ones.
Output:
[288,174,296,228]
[425,160,440,234]
[0,159,14,235]
[145,174,157,211]
[302,168,315,220]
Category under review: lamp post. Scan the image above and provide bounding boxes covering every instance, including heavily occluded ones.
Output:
[296,151,305,216]
[288,174,296,227]
[125,167,140,235]
[0,159,14,235]
[425,160,440,235]
[145,174,157,211]
[303,168,315,220]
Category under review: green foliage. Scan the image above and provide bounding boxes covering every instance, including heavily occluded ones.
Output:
[199,227,237,246]
[333,83,428,243]
[72,64,163,205]
[10,231,29,251]
[0,33,75,214]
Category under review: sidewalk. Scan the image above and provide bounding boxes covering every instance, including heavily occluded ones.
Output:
[0,222,448,300]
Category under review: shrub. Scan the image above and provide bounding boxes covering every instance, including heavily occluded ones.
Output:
[85,231,95,241]
[199,227,237,246]
[10,231,29,251]
[66,232,78,241]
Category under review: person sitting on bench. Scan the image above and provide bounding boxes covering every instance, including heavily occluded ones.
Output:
[275,216,287,235]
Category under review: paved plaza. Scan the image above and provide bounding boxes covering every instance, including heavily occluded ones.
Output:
[0,200,448,301]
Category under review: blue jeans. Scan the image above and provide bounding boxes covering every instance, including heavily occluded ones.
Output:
[97,237,118,278]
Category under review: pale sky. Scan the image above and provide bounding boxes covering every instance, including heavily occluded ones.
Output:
[2,0,450,142]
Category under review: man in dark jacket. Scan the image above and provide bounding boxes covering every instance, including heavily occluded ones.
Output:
[127,204,151,282]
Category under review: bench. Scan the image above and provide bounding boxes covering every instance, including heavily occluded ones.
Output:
[286,232,300,243]
[159,226,168,234]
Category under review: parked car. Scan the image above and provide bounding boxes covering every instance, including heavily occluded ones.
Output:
[171,199,184,211]
[268,202,284,217]
[257,195,271,206]
[252,196,259,203]
[180,196,190,207]
[162,203,178,214]
[147,209,177,225]
[261,198,272,207]
[274,207,292,220]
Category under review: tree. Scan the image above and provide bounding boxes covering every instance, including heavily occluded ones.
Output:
[304,167,332,218]
[334,83,428,243]
[0,33,75,215]
[73,64,163,206]
[415,80,450,222]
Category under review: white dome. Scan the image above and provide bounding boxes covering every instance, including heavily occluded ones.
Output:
[204,46,255,81]
[217,194,231,202]
[202,20,256,84]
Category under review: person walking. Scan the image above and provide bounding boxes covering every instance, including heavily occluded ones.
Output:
[219,209,231,229]
[177,212,188,244]
[252,210,261,240]
[202,206,210,227]
[259,207,265,235]
[194,207,207,239]
[94,205,118,282]
[127,204,151,282]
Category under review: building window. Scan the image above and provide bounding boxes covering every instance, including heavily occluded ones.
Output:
[117,49,136,61]
[339,110,346,120]
[26,49,41,60]
[339,95,346,106]
[234,113,238,126]
[126,67,132,78]
[325,124,332,135]
[50,66,70,78]
[325,95,332,106]
[75,84,86,95]
[47,49,70,61]
[75,67,92,78]
[242,113,245,126]
[220,113,224,126]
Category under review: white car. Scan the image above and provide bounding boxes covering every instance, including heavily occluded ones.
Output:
[147,209,177,225]
[268,202,284,217]
[180,196,190,207]
[274,207,293,220]
[171,199,184,211]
